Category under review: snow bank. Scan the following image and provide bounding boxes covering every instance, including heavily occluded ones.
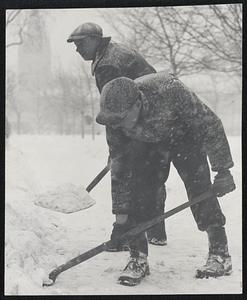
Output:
[5,138,85,294]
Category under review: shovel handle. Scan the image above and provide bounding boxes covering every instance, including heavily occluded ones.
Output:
[86,164,110,193]
[44,190,214,286]
[44,241,111,286]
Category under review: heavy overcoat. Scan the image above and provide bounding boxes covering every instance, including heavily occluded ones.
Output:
[104,72,234,215]
[91,37,156,92]
[91,37,167,239]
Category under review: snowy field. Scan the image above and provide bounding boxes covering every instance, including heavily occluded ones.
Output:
[5,134,242,295]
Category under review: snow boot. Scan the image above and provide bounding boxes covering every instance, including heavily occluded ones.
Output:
[148,237,167,246]
[147,221,167,246]
[195,253,232,278]
[118,253,150,286]
[196,225,232,278]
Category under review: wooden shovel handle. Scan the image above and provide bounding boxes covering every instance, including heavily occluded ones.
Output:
[44,190,214,286]
[86,164,110,193]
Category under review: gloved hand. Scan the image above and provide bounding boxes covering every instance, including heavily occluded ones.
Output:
[212,169,236,197]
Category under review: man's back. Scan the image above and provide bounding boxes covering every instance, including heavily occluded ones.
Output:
[93,39,156,92]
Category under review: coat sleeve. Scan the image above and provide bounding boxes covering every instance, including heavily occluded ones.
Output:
[106,127,134,214]
[169,79,234,172]
[95,65,121,93]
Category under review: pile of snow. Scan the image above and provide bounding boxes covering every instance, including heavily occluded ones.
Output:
[34,183,95,214]
[5,139,81,294]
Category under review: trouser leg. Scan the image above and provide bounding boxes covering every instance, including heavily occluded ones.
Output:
[129,231,149,257]
[172,146,231,271]
[146,184,167,241]
[207,225,230,257]
[129,142,170,255]
[147,147,170,241]
[135,143,170,241]
[172,148,226,231]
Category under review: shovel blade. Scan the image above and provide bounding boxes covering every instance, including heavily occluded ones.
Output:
[34,183,96,214]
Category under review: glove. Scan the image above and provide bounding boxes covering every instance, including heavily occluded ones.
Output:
[212,169,236,197]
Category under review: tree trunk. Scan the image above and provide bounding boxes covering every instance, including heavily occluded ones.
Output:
[16,112,21,134]
[81,111,85,139]
[210,74,219,115]
[71,108,76,135]
[58,111,64,135]
[90,94,95,141]
[35,97,42,134]
[81,67,96,140]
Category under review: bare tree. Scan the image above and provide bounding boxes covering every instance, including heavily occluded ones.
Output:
[173,4,242,75]
[101,7,209,76]
[6,10,30,48]
[6,70,24,134]
[6,9,52,49]
[43,64,97,137]
[6,10,22,26]
[100,5,242,76]
[80,65,98,140]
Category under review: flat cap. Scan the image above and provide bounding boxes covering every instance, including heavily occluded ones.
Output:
[67,22,103,43]
[96,77,139,126]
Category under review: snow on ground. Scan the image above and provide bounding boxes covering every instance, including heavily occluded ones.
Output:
[5,134,242,295]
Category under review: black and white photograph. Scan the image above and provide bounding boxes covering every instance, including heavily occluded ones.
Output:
[4,2,242,295]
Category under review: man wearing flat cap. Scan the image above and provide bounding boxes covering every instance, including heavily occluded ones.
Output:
[96,72,235,286]
[68,22,168,249]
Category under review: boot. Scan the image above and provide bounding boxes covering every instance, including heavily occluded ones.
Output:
[196,253,232,278]
[118,252,150,286]
[148,237,167,246]
[196,226,232,278]
[147,221,167,246]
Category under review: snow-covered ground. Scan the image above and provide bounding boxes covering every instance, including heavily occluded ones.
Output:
[5,134,242,295]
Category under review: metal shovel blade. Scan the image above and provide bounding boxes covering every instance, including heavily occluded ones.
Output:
[35,165,110,214]
[34,183,96,213]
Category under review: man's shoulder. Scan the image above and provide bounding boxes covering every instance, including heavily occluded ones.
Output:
[101,41,137,62]
[108,41,135,53]
[94,40,155,77]
[135,71,175,88]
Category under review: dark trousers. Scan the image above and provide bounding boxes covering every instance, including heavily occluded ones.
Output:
[129,142,169,256]
[129,142,226,256]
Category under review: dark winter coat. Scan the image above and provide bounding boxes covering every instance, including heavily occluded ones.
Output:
[92,37,164,220]
[105,72,234,214]
[91,37,156,92]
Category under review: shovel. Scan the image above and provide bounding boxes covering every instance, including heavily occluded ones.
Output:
[34,164,110,214]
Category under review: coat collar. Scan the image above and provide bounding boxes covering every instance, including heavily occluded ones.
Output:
[91,37,111,76]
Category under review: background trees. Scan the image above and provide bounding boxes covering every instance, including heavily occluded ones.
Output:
[101,4,242,77]
[100,4,242,134]
[6,5,242,137]
[6,10,28,48]
[6,9,100,138]
[43,64,99,137]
